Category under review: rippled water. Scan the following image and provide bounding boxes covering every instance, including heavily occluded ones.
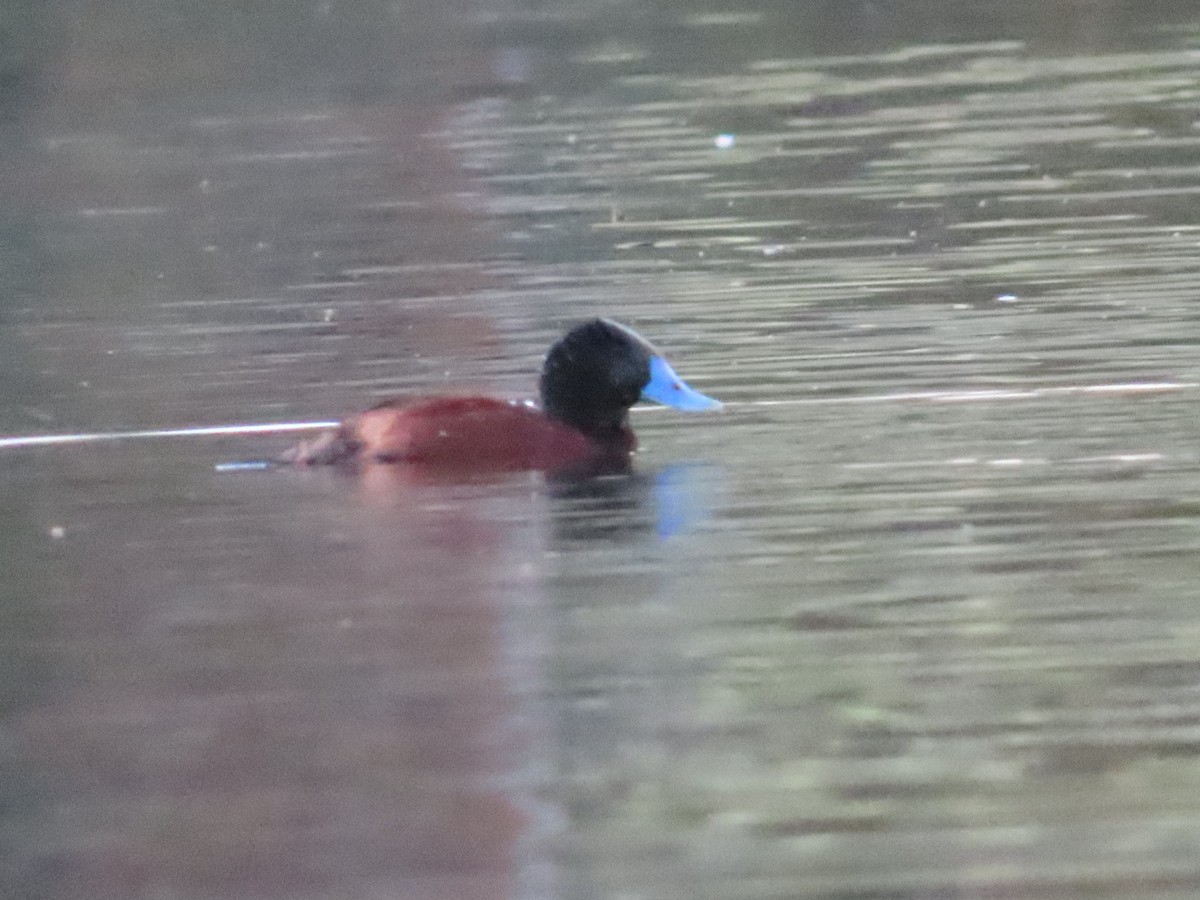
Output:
[5,1,1200,898]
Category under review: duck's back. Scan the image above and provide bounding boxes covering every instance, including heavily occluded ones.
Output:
[286,395,633,470]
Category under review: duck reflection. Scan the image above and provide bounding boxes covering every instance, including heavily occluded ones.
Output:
[169,456,722,899]
[547,461,722,543]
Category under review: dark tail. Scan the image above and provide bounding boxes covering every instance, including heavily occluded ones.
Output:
[215,426,361,471]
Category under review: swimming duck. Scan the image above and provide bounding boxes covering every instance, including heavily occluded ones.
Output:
[283,318,720,470]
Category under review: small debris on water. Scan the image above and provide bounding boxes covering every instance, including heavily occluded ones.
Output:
[214,460,274,472]
[995,293,1019,303]
[714,133,736,149]
[49,525,66,539]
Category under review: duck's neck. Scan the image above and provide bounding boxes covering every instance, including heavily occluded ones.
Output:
[540,399,634,447]
[575,418,636,454]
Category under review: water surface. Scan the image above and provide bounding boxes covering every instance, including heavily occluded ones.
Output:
[5,2,1200,898]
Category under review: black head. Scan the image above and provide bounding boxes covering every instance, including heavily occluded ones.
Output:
[538,319,655,436]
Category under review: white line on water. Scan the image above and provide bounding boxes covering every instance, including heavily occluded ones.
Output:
[843,452,1165,471]
[0,379,1191,450]
[0,420,339,450]
[728,380,1196,407]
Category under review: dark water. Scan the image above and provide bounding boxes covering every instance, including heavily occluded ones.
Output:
[5,1,1200,898]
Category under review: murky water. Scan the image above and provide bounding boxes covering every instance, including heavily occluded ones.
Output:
[5,1,1200,898]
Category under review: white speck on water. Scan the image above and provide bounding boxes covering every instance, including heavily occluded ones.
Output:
[714,133,736,149]
[996,293,1019,303]
[49,526,66,539]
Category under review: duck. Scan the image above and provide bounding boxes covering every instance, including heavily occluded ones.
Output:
[282,318,720,471]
